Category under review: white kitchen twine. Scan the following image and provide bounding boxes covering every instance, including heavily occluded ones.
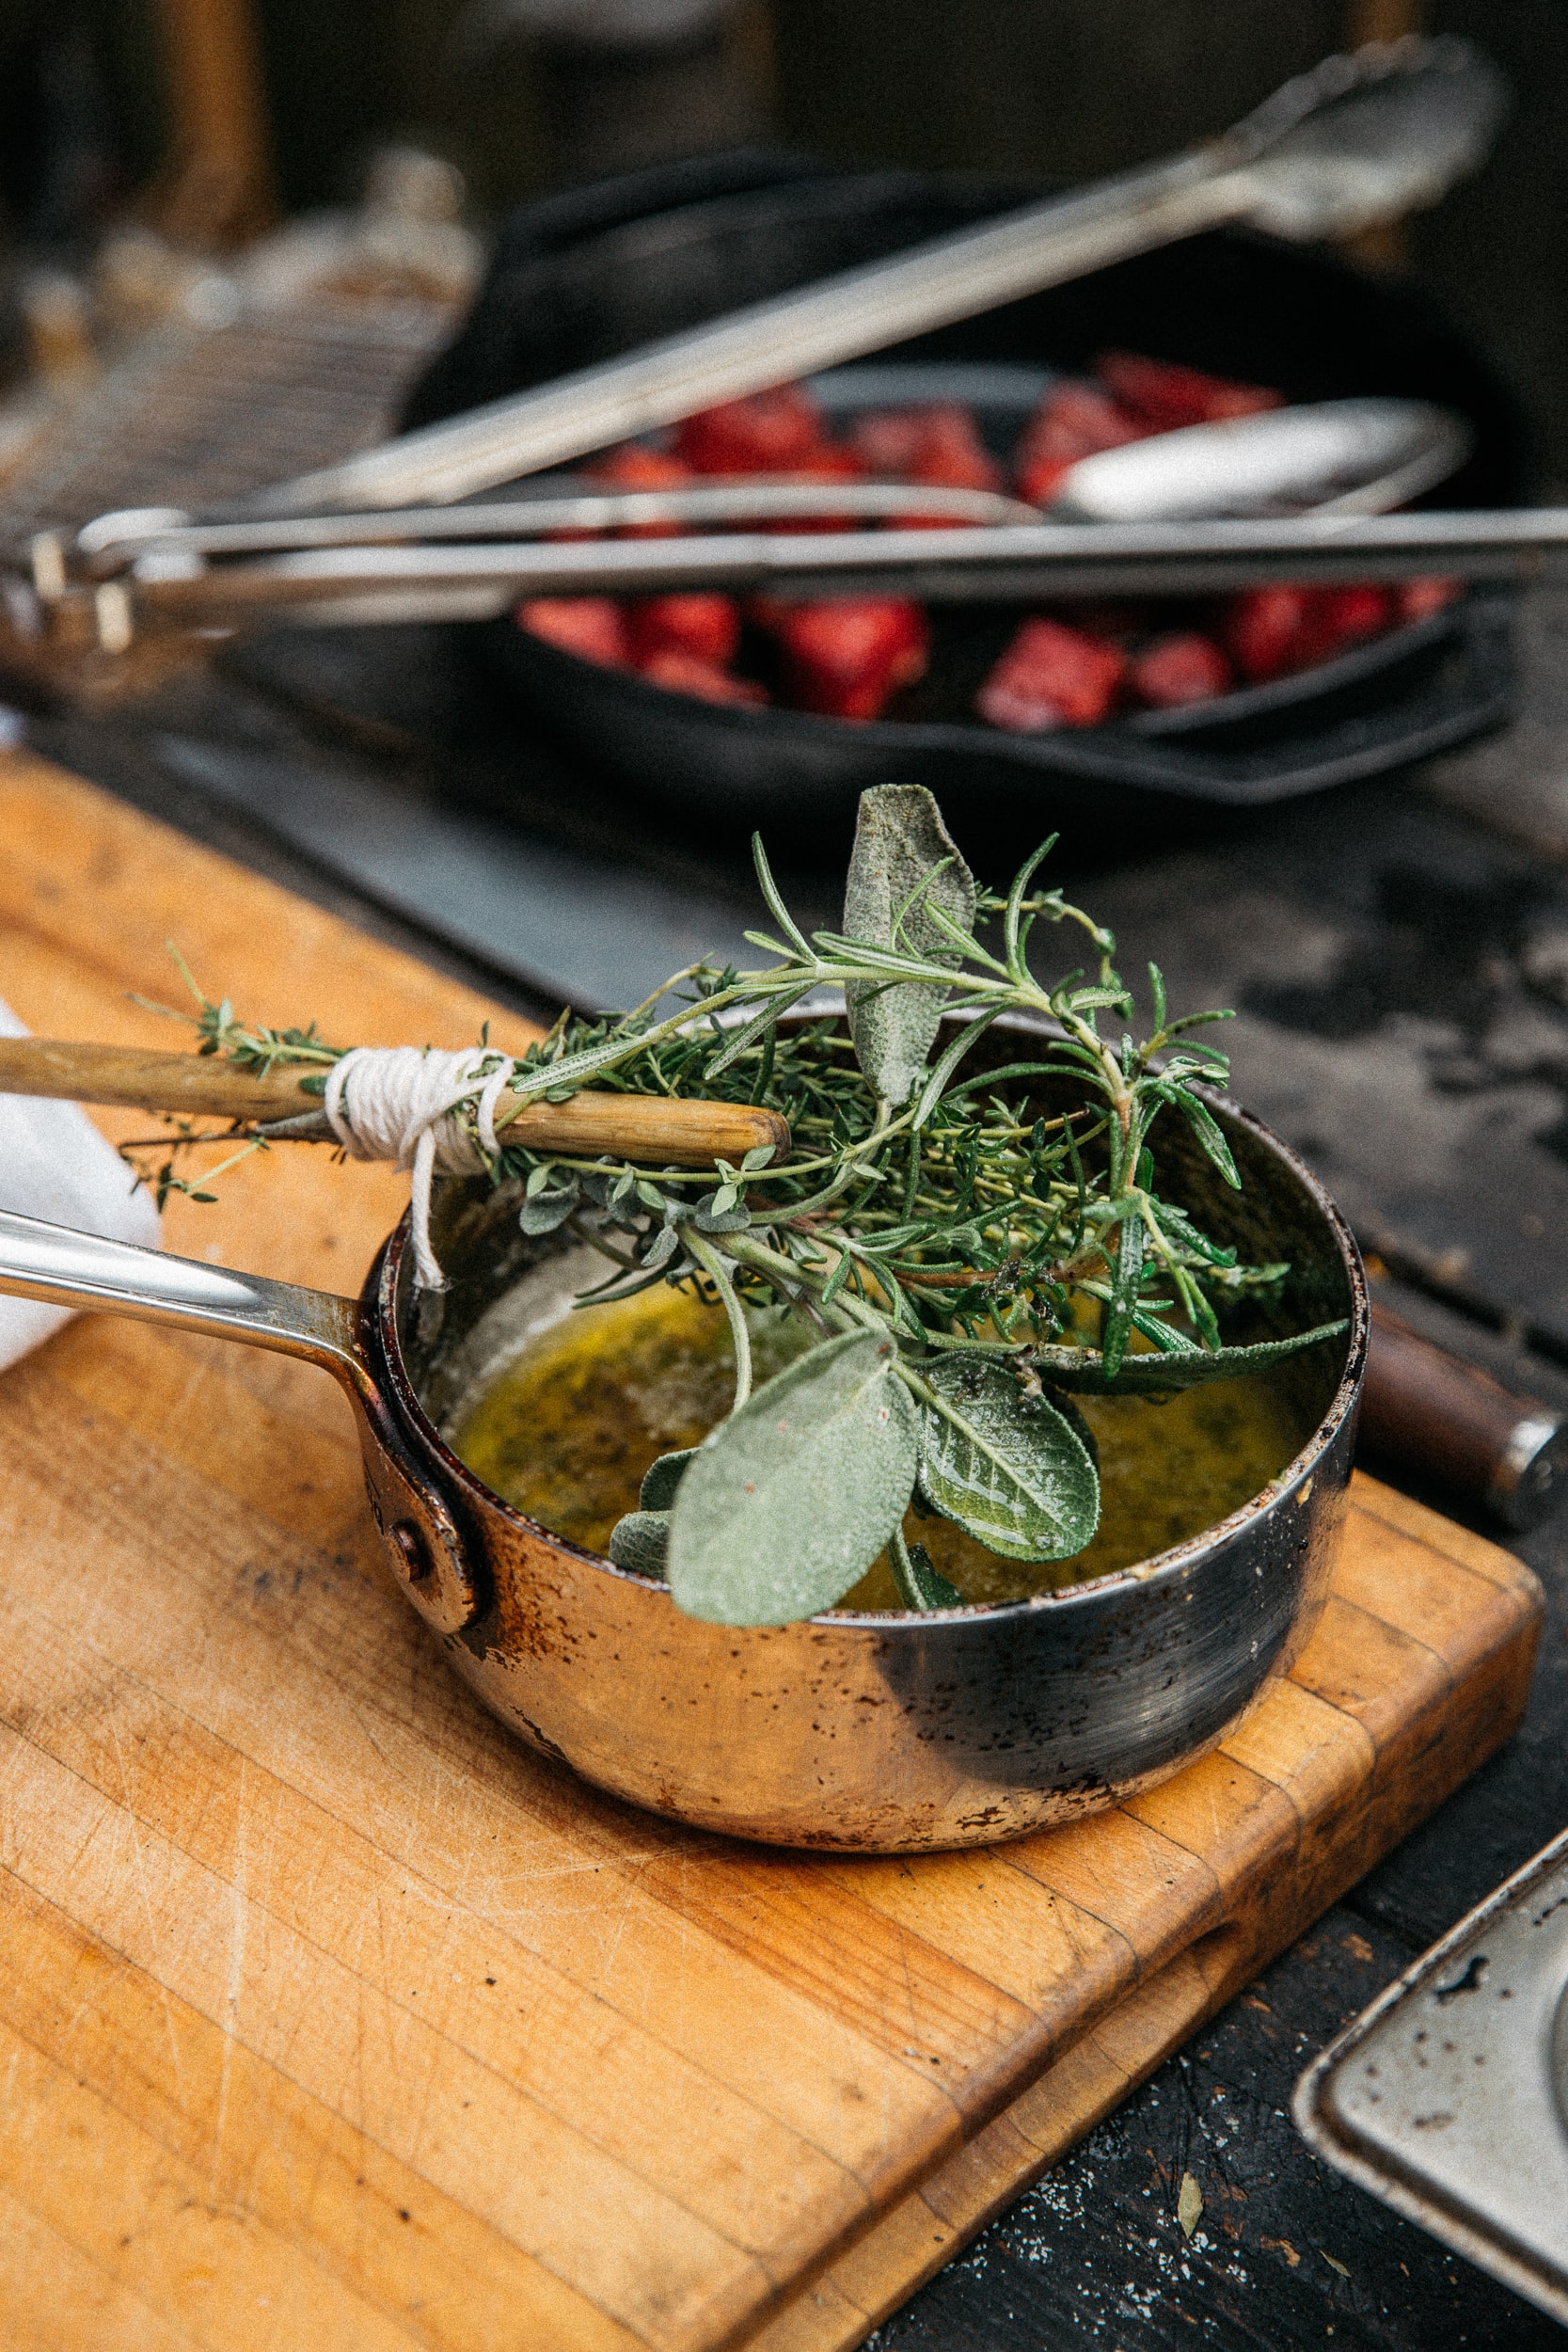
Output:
[322,1045,521,1289]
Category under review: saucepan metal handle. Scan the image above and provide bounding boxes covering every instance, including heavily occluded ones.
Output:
[0,1203,370,1389]
[0,1208,484,1636]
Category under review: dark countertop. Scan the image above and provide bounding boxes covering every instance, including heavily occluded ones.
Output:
[23,599,1568,2352]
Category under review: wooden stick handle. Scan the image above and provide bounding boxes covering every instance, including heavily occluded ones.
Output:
[0,1040,788,1168]
[1361,1299,1567,1531]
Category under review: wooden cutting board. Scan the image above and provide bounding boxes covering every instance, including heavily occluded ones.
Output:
[0,755,1543,2352]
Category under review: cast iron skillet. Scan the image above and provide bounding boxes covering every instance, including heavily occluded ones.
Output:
[403,150,1528,848]
[0,1020,1368,1852]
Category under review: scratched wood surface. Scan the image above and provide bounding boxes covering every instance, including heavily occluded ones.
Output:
[0,755,1544,2352]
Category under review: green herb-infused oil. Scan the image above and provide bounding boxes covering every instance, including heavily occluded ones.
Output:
[449,1281,1314,1610]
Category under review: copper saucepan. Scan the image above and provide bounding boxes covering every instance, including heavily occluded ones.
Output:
[0,1070,1365,1851]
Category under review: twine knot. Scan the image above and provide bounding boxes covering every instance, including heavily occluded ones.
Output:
[323,1045,518,1289]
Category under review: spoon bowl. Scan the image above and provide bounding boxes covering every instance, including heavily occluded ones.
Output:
[1052,397,1473,524]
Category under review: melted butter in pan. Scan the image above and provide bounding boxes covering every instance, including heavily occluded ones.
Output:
[450,1279,1310,1609]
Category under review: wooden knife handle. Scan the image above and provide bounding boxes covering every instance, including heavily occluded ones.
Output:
[1361,1298,1567,1530]
[0,1039,789,1168]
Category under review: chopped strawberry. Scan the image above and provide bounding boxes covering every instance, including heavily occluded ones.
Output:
[626,594,741,667]
[1129,632,1232,709]
[768,598,930,722]
[1094,351,1284,429]
[852,403,1001,493]
[795,444,863,481]
[852,401,1006,528]
[593,444,692,491]
[1305,583,1395,660]
[638,650,768,707]
[1222,582,1396,681]
[1220,585,1317,682]
[849,407,933,475]
[976,617,1127,732]
[588,443,695,538]
[913,404,1002,493]
[763,441,864,533]
[1014,381,1148,508]
[516,596,630,667]
[1398,575,1462,623]
[675,385,824,475]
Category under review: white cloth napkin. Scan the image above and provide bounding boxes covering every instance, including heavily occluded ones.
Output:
[0,998,161,1373]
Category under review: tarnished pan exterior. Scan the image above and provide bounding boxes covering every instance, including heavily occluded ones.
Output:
[363,1079,1366,1851]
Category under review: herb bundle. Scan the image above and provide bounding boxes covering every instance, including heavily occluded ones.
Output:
[146,786,1343,1627]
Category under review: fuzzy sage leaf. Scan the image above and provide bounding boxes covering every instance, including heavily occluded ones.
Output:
[917,1354,1100,1564]
[607,1512,671,1577]
[640,1449,695,1509]
[889,1525,966,1611]
[606,1445,698,1576]
[667,1330,918,1626]
[844,785,977,1104]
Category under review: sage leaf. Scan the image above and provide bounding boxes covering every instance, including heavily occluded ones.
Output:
[641,1220,681,1271]
[607,1512,670,1577]
[889,1525,966,1611]
[518,1179,578,1234]
[667,1329,918,1626]
[918,1353,1100,1564]
[693,1196,752,1233]
[640,1449,695,1510]
[844,785,976,1104]
[1030,1320,1350,1395]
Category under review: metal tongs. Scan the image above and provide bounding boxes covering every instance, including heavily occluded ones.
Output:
[0,36,1514,691]
[11,399,1493,664]
[238,34,1506,517]
[61,509,1568,645]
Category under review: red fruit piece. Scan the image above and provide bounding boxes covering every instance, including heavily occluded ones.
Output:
[768,598,930,722]
[976,617,1127,732]
[1222,582,1396,682]
[1094,350,1284,429]
[589,443,695,538]
[1014,381,1148,508]
[638,650,768,707]
[516,596,629,667]
[762,441,864,533]
[1398,576,1461,623]
[593,444,692,490]
[853,403,1002,492]
[627,594,741,667]
[1129,632,1231,709]
[849,408,931,474]
[1306,583,1395,660]
[675,384,824,474]
[1220,585,1316,682]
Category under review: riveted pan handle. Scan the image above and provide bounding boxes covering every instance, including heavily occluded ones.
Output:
[0,1208,483,1635]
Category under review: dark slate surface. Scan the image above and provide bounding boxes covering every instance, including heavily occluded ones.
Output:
[22,612,1568,2349]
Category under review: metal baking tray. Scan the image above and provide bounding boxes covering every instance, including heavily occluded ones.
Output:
[1295,1828,1568,2321]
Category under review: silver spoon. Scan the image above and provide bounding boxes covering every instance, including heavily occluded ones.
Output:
[1051,399,1474,524]
[86,36,1504,529]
